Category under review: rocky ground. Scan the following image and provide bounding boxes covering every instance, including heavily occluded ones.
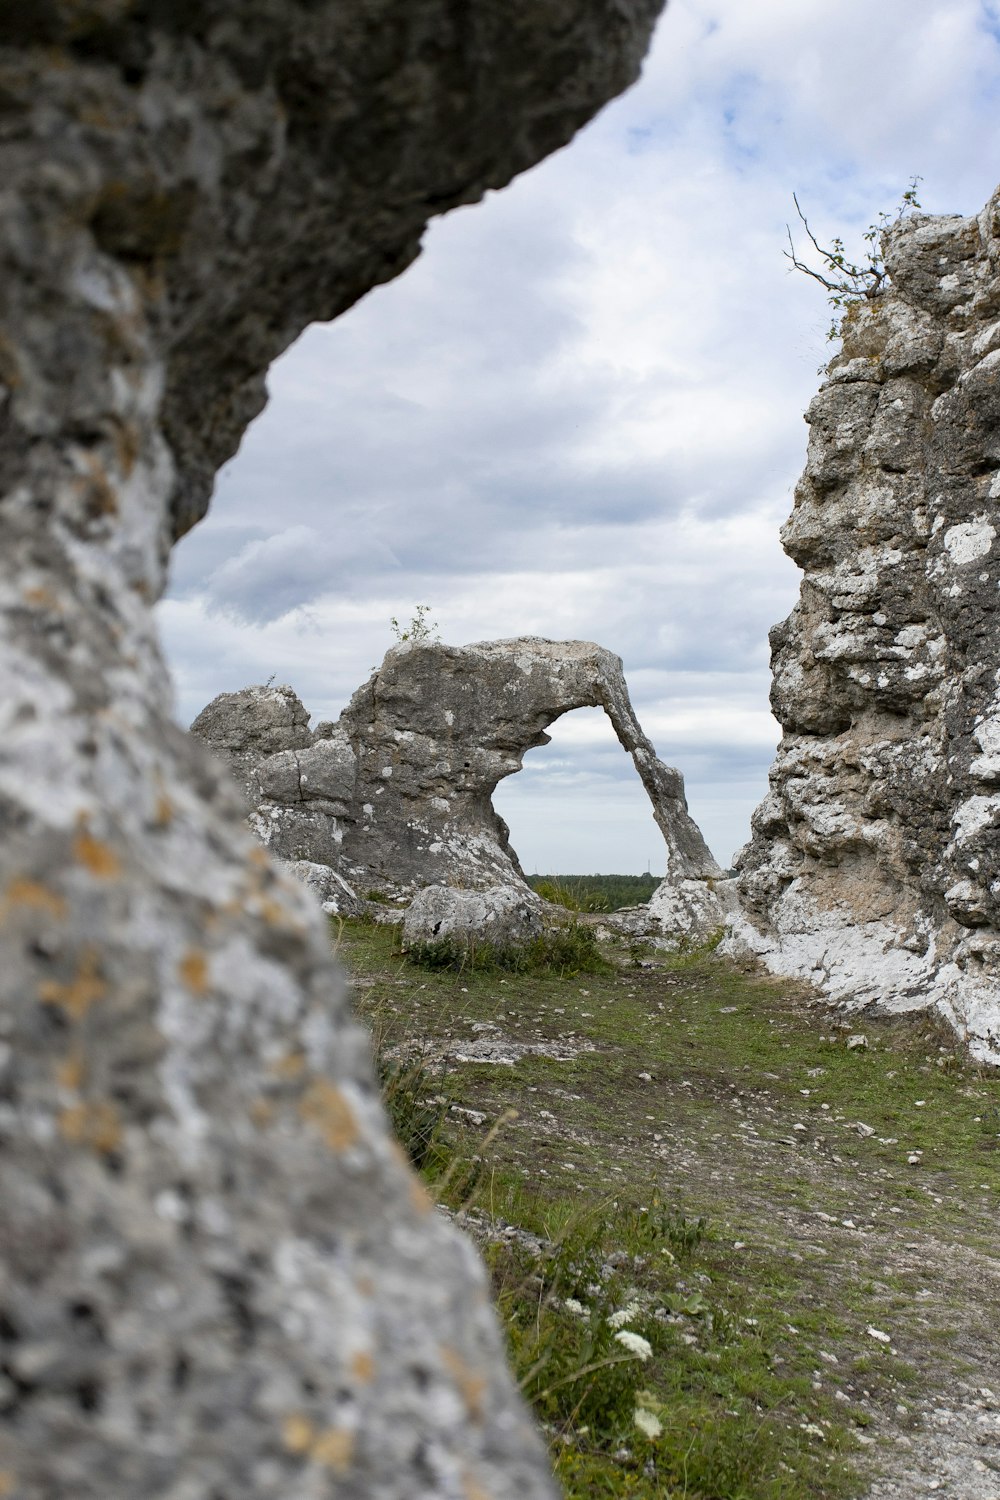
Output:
[338,918,1000,1499]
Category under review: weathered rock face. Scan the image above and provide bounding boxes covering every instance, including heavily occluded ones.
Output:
[191,683,314,800]
[194,637,725,935]
[402,885,546,951]
[0,4,665,1494]
[730,190,1000,1065]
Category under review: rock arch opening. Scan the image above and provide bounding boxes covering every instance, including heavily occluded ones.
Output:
[492,704,676,879]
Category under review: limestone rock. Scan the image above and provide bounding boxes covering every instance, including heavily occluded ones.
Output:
[402,884,546,951]
[0,3,666,1493]
[338,638,720,917]
[729,190,1000,1065]
[279,859,366,919]
[191,685,313,800]
[195,636,726,939]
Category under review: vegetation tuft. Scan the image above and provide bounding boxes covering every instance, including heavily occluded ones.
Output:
[785,177,923,340]
[404,921,610,978]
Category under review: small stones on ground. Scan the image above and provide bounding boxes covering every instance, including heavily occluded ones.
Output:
[867,1326,892,1344]
[847,1034,868,1050]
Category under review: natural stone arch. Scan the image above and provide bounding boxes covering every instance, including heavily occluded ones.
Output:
[0,4,666,1494]
[193,637,726,936]
[337,637,724,932]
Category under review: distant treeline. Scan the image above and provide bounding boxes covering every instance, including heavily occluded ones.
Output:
[527,872,661,913]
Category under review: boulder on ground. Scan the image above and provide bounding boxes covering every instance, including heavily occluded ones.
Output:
[402,884,546,951]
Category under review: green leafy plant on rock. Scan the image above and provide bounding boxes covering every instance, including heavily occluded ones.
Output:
[389,603,439,645]
[785,177,922,338]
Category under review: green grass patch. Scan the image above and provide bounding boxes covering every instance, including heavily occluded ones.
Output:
[334,917,1000,1499]
[404,920,610,978]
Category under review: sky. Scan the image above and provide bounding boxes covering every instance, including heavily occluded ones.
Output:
[158,0,1000,874]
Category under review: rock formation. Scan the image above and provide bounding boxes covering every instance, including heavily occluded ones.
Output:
[193,637,726,936]
[0,4,666,1494]
[729,190,1000,1065]
[402,885,546,951]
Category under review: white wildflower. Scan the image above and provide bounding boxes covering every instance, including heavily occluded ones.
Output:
[634,1407,662,1439]
[614,1330,653,1361]
[563,1298,589,1318]
[608,1301,641,1330]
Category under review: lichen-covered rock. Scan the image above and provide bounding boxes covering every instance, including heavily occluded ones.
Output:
[195,636,725,939]
[402,885,546,951]
[729,189,1000,1065]
[191,685,314,801]
[280,859,366,918]
[0,3,666,1493]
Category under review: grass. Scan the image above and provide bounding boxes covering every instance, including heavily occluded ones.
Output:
[336,916,1000,1499]
[404,920,609,978]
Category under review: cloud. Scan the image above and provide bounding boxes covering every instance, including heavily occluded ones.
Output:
[159,0,1000,869]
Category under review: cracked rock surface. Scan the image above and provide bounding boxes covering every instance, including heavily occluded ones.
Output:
[194,637,725,936]
[729,189,1000,1065]
[0,3,665,1494]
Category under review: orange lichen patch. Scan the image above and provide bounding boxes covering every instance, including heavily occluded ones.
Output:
[55,1053,86,1093]
[270,1050,306,1080]
[409,1174,433,1217]
[0,1471,16,1498]
[112,419,140,479]
[39,949,106,1020]
[1,877,67,921]
[22,585,58,610]
[387,1139,433,1216]
[439,1346,487,1424]
[463,1474,493,1500]
[310,1427,354,1472]
[299,1079,361,1153]
[249,1098,275,1129]
[59,1100,122,1155]
[281,1414,315,1455]
[153,794,174,828]
[350,1349,375,1385]
[248,847,270,870]
[280,1416,354,1472]
[78,452,119,519]
[356,1274,375,1298]
[72,823,122,880]
[253,895,297,929]
[178,948,210,996]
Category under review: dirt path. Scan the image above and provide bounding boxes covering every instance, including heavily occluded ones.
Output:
[342,922,1000,1498]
